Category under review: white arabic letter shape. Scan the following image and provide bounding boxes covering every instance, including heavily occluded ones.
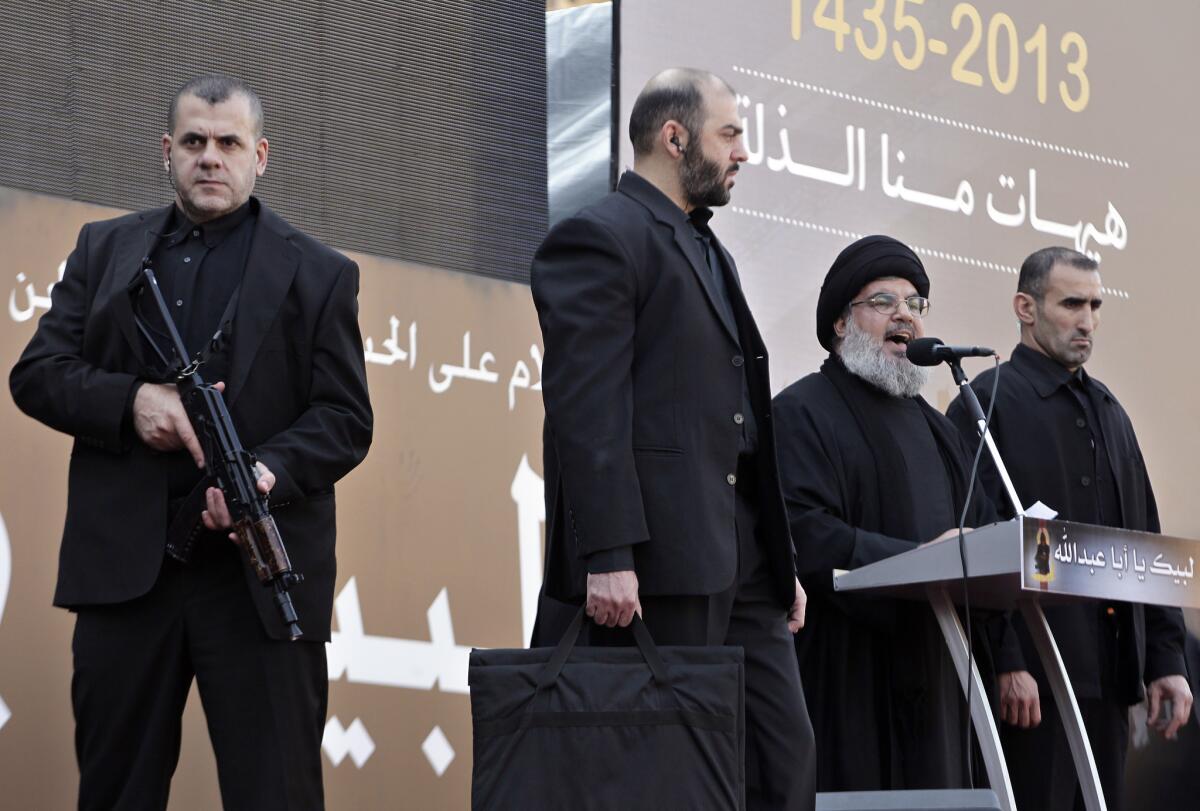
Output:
[326,578,471,694]
[379,316,407,364]
[0,511,11,730]
[769,124,855,187]
[857,127,866,192]
[322,716,376,769]
[1027,169,1084,246]
[742,101,764,166]
[512,455,546,646]
[8,274,35,323]
[880,134,901,198]
[1104,204,1128,250]
[428,362,457,394]
[508,361,531,411]
[529,344,543,391]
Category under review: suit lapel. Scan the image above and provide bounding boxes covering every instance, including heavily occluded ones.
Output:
[618,173,740,344]
[110,205,174,367]
[668,223,741,344]
[714,239,766,353]
[225,205,298,408]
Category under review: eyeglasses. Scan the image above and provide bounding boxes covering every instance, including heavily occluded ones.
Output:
[849,292,930,317]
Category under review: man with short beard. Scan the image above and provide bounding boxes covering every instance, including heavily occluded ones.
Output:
[772,235,995,792]
[531,67,814,808]
[947,246,1191,811]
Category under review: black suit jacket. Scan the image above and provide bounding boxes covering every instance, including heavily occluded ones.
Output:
[531,171,796,605]
[9,198,373,641]
[948,343,1187,702]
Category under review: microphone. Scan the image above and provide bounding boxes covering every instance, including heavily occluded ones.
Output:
[906,337,996,367]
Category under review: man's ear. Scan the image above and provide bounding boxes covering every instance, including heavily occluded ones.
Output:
[255,138,269,177]
[1014,292,1037,326]
[661,121,687,157]
[833,314,848,338]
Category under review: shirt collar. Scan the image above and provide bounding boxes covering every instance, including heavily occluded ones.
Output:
[688,207,714,230]
[166,200,254,248]
[1010,342,1093,398]
[617,170,692,230]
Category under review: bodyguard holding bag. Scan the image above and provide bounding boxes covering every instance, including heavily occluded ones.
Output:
[471,607,749,808]
[526,68,815,809]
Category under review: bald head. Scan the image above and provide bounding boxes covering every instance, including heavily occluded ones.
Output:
[629,68,736,158]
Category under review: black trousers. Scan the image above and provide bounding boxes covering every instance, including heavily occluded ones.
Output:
[591,471,817,811]
[1000,692,1129,811]
[71,540,327,811]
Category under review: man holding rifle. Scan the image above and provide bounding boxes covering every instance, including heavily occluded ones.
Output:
[9,75,372,810]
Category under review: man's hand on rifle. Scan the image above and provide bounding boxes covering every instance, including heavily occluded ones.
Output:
[201,460,276,540]
[132,382,207,467]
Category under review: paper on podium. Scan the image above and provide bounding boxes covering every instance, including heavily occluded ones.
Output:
[1024,500,1058,520]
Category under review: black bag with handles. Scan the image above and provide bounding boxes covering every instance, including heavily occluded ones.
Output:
[469,608,746,810]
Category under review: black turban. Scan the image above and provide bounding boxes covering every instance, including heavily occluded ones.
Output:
[815,235,930,352]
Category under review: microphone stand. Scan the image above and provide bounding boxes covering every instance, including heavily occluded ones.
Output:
[943,354,1023,796]
[948,359,1024,516]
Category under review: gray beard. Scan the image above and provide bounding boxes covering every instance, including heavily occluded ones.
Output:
[838,316,929,398]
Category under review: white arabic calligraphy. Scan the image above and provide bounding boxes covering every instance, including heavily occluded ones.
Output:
[363,319,545,410]
[363,317,416,368]
[1053,540,1193,585]
[0,512,11,732]
[7,261,64,323]
[741,94,1131,261]
[327,578,471,694]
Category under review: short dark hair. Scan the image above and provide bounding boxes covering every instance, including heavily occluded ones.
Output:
[168,74,264,137]
[628,68,735,157]
[1017,246,1098,301]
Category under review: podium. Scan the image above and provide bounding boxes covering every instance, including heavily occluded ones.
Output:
[832,516,1200,811]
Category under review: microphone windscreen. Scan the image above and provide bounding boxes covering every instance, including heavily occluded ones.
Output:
[905,336,945,367]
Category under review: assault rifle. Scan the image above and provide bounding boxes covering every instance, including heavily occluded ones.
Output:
[139,262,304,640]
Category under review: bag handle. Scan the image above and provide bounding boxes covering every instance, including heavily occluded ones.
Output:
[536,606,670,689]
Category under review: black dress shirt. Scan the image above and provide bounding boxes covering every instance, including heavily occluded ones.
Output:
[137,200,257,501]
[1008,346,1125,692]
[689,208,758,455]
[153,201,255,360]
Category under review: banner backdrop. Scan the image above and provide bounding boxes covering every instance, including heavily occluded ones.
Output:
[0,186,545,809]
[618,0,1200,540]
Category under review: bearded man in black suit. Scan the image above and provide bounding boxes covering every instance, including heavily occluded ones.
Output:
[10,75,372,811]
[530,68,815,810]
